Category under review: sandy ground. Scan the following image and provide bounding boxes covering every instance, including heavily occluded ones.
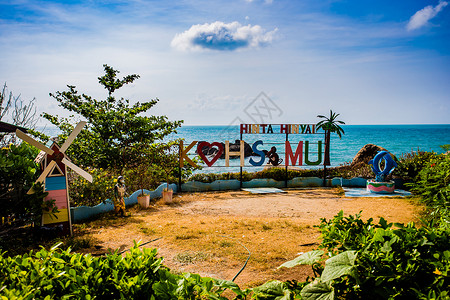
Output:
[80,188,423,288]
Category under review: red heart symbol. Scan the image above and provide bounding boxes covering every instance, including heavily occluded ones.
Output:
[197,142,224,167]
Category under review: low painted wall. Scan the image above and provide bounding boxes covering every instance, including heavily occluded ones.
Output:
[71,177,404,223]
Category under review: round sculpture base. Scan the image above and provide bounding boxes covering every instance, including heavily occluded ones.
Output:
[366,180,395,194]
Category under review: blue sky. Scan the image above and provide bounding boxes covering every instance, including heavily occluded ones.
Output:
[0,0,449,127]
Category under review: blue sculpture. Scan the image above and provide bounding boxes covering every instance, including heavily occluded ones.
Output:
[368,151,397,182]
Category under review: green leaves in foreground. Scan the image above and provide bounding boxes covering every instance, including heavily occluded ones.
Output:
[320,251,357,283]
[251,280,292,300]
[0,242,248,300]
[279,250,357,300]
[278,210,450,300]
[300,279,334,300]
[278,250,324,268]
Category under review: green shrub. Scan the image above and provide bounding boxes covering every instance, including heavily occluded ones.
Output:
[407,154,450,223]
[0,242,164,299]
[0,242,246,300]
[394,150,440,182]
[188,168,326,183]
[278,211,450,300]
[327,162,373,179]
[69,168,117,207]
[0,143,50,226]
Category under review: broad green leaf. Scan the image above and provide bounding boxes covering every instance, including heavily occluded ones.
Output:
[214,279,244,295]
[278,250,324,268]
[300,279,334,300]
[372,228,388,242]
[321,251,357,282]
[251,280,291,300]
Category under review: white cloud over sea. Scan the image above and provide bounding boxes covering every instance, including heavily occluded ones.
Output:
[407,1,448,31]
[171,21,278,51]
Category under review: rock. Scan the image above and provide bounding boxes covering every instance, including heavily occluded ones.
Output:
[352,144,388,166]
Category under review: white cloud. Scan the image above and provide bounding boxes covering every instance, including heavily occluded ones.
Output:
[171,21,277,51]
[406,1,448,31]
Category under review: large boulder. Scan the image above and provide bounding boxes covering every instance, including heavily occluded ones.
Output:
[352,144,388,166]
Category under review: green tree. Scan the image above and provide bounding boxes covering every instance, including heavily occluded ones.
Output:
[0,143,49,225]
[42,64,182,171]
[316,110,345,166]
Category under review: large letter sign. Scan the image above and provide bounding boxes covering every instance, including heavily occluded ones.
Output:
[179,124,326,168]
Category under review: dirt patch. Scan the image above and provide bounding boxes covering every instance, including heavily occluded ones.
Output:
[78,188,423,288]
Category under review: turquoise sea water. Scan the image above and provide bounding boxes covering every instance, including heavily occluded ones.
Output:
[40,124,450,173]
[171,124,450,173]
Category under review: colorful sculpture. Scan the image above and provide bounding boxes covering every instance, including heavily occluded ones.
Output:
[16,121,93,235]
[367,151,397,194]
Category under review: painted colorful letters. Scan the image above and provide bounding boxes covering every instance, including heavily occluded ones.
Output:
[240,123,319,134]
[179,124,325,168]
[180,141,323,167]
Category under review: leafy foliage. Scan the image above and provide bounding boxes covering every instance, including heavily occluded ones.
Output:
[42,64,182,171]
[69,142,197,207]
[407,154,450,224]
[393,150,439,182]
[0,143,50,226]
[0,243,248,300]
[280,211,450,300]
[69,168,117,207]
[188,168,325,183]
[0,242,164,299]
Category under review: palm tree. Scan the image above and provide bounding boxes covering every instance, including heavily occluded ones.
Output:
[316,110,345,166]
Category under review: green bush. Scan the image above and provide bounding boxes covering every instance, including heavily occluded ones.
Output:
[393,150,440,182]
[327,162,373,179]
[69,168,117,207]
[0,242,247,300]
[0,143,49,226]
[0,242,164,299]
[188,168,326,183]
[407,154,450,224]
[278,211,450,300]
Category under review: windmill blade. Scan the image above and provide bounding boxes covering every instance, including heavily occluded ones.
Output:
[62,158,93,183]
[16,129,54,155]
[60,121,87,153]
[27,160,57,194]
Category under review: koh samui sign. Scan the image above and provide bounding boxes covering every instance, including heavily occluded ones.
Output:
[179,123,327,169]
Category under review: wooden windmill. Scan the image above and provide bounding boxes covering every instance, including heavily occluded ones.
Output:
[16,121,93,235]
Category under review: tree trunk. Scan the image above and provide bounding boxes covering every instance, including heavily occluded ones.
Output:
[324,130,331,166]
